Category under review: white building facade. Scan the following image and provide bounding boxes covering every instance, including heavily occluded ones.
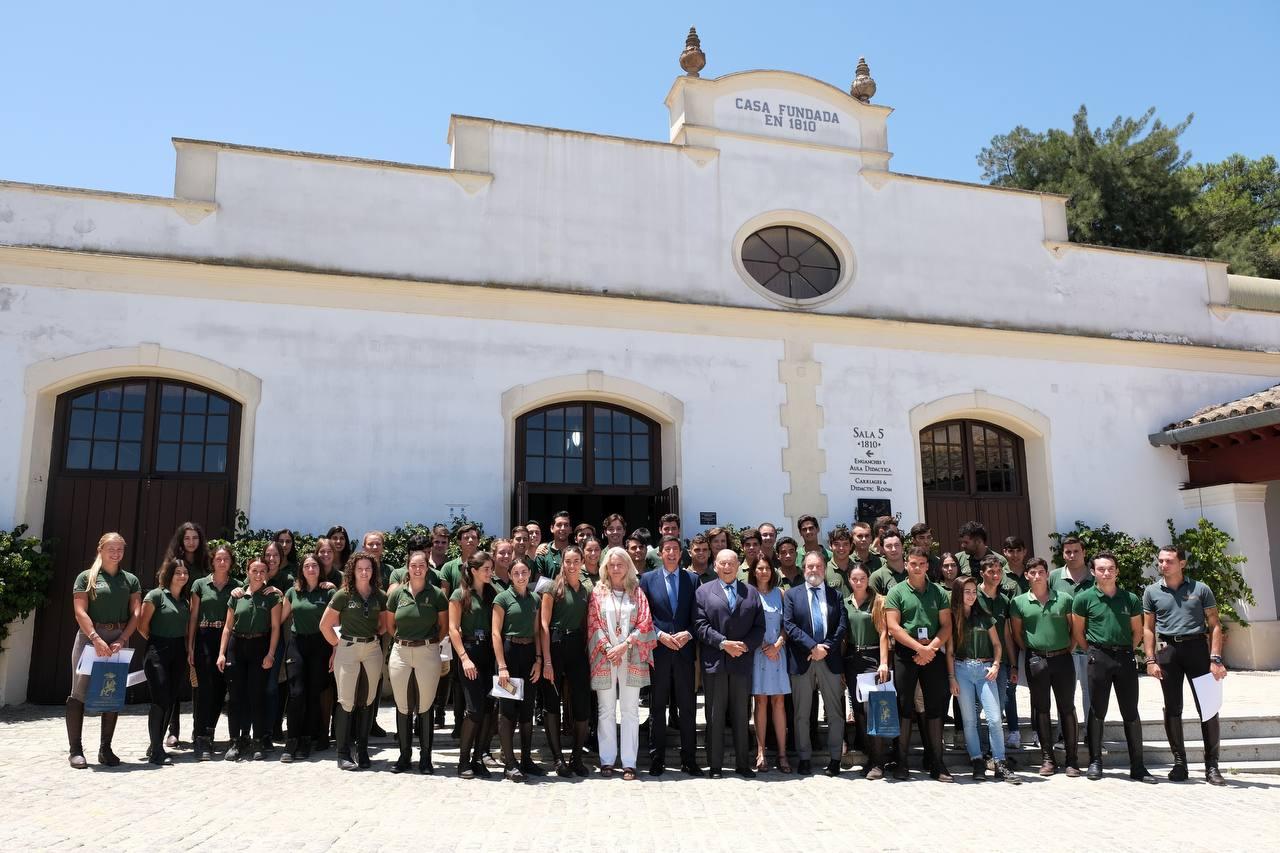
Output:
[2,66,1279,704]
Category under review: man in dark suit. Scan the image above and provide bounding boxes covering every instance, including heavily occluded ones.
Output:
[639,535,701,777]
[783,551,849,776]
[694,548,766,778]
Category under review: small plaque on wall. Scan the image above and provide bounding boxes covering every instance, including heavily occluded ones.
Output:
[699,512,717,526]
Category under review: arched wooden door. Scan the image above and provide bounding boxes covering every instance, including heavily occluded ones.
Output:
[919,419,1033,552]
[28,378,240,704]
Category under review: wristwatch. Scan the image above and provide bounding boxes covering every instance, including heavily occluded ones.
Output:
[1210,655,1224,665]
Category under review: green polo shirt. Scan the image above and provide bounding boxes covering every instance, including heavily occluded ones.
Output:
[1050,567,1095,596]
[286,586,334,636]
[191,575,236,624]
[884,580,947,641]
[451,587,494,637]
[324,567,344,587]
[854,552,885,575]
[143,588,190,639]
[73,568,141,624]
[956,549,1009,578]
[1142,578,1216,637]
[536,544,569,580]
[493,587,539,639]
[1072,586,1141,648]
[825,560,859,597]
[776,568,803,590]
[1011,590,1074,652]
[868,564,909,597]
[956,609,997,660]
[1003,570,1030,597]
[976,585,1011,658]
[387,565,444,590]
[230,589,280,635]
[844,593,880,649]
[327,588,386,639]
[802,544,833,564]
[549,576,592,632]
[387,583,448,641]
[440,557,467,594]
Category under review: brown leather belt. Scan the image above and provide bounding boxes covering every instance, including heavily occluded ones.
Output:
[1030,647,1071,658]
[347,636,377,643]
[199,620,224,629]
[237,632,267,639]
[1160,633,1207,643]
[396,638,435,647]
[507,637,535,645]
[93,622,124,631]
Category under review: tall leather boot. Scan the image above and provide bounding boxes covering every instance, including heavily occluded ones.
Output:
[98,712,122,767]
[1035,712,1055,775]
[333,706,357,771]
[392,711,413,773]
[1202,716,1226,786]
[915,711,934,774]
[892,716,912,780]
[457,716,478,778]
[499,717,524,781]
[66,698,88,769]
[356,705,373,769]
[1062,711,1081,776]
[925,718,952,782]
[148,705,172,765]
[570,720,590,776]
[478,712,499,768]
[417,712,434,774]
[1124,719,1156,783]
[545,710,569,776]
[519,719,545,776]
[1086,711,1105,779]
[864,736,884,780]
[1164,710,1188,781]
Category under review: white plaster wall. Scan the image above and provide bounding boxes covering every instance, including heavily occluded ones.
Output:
[0,283,787,536]
[815,342,1279,551]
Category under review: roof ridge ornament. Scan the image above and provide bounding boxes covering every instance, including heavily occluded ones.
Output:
[680,27,706,77]
[850,56,876,103]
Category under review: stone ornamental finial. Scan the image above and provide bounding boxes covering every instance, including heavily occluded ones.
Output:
[850,56,876,103]
[680,27,706,77]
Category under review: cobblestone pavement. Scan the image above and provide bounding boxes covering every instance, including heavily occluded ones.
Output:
[3,671,1279,853]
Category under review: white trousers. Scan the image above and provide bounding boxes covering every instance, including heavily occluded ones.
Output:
[596,664,641,768]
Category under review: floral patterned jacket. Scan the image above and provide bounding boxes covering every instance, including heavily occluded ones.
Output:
[586,584,656,690]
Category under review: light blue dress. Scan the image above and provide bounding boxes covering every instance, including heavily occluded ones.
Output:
[752,586,791,696]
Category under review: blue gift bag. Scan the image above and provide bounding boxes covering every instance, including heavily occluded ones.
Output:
[865,687,900,738]
[84,659,129,714]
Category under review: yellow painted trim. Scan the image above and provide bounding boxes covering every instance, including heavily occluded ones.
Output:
[498,372,684,530]
[17,344,262,540]
[909,392,1056,560]
[1,246,1277,376]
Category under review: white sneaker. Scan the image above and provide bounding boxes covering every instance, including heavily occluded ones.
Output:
[1006,731,1021,749]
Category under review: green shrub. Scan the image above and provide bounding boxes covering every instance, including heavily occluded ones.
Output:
[0,525,55,648]
[1167,518,1255,626]
[1049,521,1158,593]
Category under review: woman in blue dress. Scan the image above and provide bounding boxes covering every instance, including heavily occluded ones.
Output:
[750,556,792,773]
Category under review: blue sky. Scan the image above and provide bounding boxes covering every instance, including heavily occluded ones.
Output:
[3,1,1276,197]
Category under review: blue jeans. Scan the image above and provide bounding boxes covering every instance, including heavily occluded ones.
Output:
[954,659,1005,761]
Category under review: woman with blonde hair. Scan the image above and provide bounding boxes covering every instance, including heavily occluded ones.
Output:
[842,562,891,778]
[67,532,141,768]
[138,556,191,764]
[586,546,656,780]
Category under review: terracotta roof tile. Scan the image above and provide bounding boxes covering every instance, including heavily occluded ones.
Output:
[1165,384,1280,430]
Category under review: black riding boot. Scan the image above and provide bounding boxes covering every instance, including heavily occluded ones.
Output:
[1124,719,1156,783]
[570,720,590,776]
[1202,716,1226,786]
[1062,711,1080,774]
[925,718,952,782]
[417,712,434,774]
[457,716,478,778]
[148,705,172,765]
[545,710,569,776]
[1035,712,1055,774]
[519,719,545,776]
[392,711,413,773]
[356,706,373,769]
[893,716,913,780]
[499,718,524,781]
[1086,712,1105,780]
[333,706,357,771]
[1164,710,1188,781]
[66,698,87,769]
[98,712,121,766]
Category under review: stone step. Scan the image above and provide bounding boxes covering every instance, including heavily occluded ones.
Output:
[999,716,1280,741]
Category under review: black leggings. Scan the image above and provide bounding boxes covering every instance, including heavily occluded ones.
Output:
[499,641,537,722]
[286,632,329,740]
[546,634,591,722]
[1087,646,1140,722]
[194,627,227,738]
[459,640,493,720]
[893,647,949,719]
[1028,650,1077,720]
[227,634,272,741]
[145,636,186,714]
[844,648,880,746]
[1155,636,1212,718]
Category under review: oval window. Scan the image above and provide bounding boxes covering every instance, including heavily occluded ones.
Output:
[741,226,841,300]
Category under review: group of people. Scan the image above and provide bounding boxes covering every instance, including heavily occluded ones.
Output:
[65,511,1230,786]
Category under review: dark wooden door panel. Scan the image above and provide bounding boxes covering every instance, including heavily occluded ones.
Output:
[924,496,1034,557]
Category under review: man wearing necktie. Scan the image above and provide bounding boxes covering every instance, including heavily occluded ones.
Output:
[782,551,849,776]
[694,549,766,778]
[639,535,701,776]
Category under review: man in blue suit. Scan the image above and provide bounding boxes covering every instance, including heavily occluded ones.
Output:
[694,548,766,778]
[783,551,849,776]
[640,535,701,776]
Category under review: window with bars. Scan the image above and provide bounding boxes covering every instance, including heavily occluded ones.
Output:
[155,383,231,473]
[919,419,1022,497]
[519,402,656,490]
[66,382,147,471]
[741,225,841,300]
